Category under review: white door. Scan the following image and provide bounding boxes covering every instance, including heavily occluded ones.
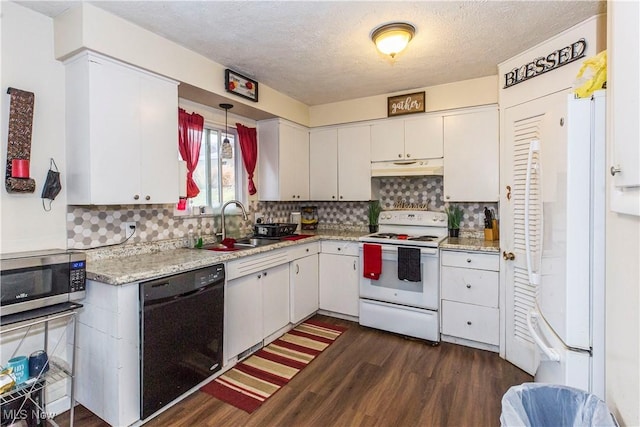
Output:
[280,123,309,200]
[319,253,359,316]
[89,57,141,204]
[225,274,262,363]
[371,120,404,161]
[309,129,338,200]
[262,263,290,338]
[502,90,568,374]
[338,125,371,201]
[404,115,443,159]
[139,72,179,204]
[290,254,319,323]
[443,108,499,202]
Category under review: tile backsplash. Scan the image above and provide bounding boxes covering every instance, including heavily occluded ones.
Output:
[67,176,498,249]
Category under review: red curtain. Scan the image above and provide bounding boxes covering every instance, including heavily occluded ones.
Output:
[236,123,258,195]
[178,108,204,198]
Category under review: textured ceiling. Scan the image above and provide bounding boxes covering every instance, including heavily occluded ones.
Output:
[18,1,605,106]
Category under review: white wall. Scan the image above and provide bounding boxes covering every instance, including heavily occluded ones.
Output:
[1,2,67,253]
[309,75,498,127]
[53,3,310,127]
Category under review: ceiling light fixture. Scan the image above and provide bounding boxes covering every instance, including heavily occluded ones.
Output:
[371,22,415,59]
[219,103,233,159]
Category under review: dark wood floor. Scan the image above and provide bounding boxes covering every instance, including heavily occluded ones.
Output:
[55,315,531,426]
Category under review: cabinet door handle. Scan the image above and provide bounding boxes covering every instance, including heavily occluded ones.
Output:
[406,153,411,158]
[332,195,336,199]
[337,247,341,251]
[353,260,356,270]
[263,271,268,277]
[134,194,140,200]
[466,258,472,263]
[466,284,471,289]
[503,251,515,261]
[506,185,512,201]
[467,321,472,326]
[296,264,299,274]
[257,274,262,279]
[145,195,151,201]
[610,165,621,176]
[305,248,309,252]
[398,154,402,158]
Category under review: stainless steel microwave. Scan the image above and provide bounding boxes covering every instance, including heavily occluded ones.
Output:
[0,249,86,316]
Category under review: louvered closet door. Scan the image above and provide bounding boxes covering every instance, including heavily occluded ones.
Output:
[502,90,568,374]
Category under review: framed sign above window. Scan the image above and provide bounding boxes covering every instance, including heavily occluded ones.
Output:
[225,69,259,102]
[387,91,425,117]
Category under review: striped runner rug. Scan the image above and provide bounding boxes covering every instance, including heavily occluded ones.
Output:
[201,319,347,413]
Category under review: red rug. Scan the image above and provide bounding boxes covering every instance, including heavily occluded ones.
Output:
[200,319,347,413]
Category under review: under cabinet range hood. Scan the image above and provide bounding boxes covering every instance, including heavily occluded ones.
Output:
[371,158,444,177]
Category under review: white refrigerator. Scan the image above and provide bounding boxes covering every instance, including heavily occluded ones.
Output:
[525,90,605,400]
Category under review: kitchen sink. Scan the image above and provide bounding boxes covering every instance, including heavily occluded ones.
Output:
[202,237,281,252]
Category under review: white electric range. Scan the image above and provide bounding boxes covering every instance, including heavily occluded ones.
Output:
[358,209,448,342]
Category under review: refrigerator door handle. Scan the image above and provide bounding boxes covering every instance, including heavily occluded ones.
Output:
[527,309,560,362]
[524,139,542,286]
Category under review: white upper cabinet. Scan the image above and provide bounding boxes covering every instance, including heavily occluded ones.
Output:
[371,115,443,162]
[309,124,372,201]
[309,129,338,200]
[404,115,444,159]
[443,107,499,202]
[65,52,179,205]
[258,119,310,201]
[337,125,372,201]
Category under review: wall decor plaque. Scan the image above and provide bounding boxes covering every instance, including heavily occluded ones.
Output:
[387,91,425,117]
[225,69,258,102]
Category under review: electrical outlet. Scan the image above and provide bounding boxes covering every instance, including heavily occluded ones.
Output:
[254,212,264,224]
[124,221,136,239]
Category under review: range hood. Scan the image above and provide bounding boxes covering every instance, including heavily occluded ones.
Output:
[371,158,444,177]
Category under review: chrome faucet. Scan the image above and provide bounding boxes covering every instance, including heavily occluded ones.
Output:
[219,200,249,241]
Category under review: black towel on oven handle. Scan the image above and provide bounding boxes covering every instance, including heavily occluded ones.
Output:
[397,247,421,282]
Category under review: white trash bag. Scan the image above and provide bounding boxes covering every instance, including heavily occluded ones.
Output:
[500,383,617,427]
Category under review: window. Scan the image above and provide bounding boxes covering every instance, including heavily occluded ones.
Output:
[188,126,243,209]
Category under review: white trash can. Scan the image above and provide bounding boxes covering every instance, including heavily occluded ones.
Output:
[500,383,617,427]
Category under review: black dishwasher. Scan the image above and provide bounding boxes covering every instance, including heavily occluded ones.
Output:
[140,264,224,420]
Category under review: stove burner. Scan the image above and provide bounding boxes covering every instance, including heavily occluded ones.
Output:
[371,233,398,238]
[407,235,439,242]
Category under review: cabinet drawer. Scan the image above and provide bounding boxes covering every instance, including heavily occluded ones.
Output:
[288,242,319,260]
[441,250,499,271]
[226,249,289,280]
[321,241,359,256]
[441,300,499,345]
[441,266,498,307]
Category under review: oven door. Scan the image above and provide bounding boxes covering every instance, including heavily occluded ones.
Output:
[359,244,439,310]
[0,254,71,315]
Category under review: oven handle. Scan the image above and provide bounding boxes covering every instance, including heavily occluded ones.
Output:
[359,244,438,256]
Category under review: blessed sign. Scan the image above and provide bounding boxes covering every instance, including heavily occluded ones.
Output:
[387,92,425,117]
[504,38,587,89]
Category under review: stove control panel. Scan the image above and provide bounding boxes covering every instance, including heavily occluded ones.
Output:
[378,210,447,226]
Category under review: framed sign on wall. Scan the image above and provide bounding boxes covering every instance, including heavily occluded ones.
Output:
[225,69,259,102]
[387,91,425,117]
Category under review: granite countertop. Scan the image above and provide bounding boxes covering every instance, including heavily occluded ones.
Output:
[440,237,500,253]
[86,229,366,286]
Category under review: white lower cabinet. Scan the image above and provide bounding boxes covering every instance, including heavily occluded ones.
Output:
[225,273,263,363]
[440,250,500,350]
[290,253,319,323]
[225,250,290,363]
[262,263,290,339]
[319,241,359,317]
